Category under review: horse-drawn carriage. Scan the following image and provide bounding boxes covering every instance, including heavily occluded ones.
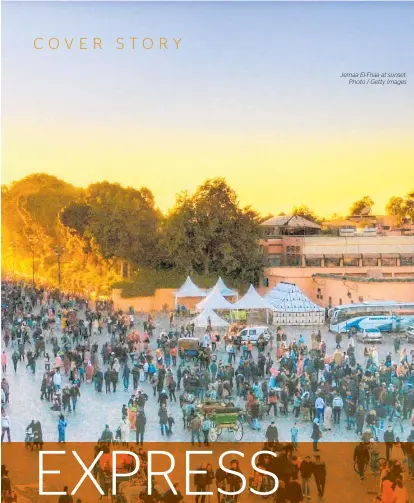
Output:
[197,399,244,442]
[208,409,244,442]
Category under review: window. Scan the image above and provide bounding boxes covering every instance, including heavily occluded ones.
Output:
[401,256,414,266]
[249,329,256,336]
[382,257,397,266]
[306,257,322,267]
[325,257,341,267]
[286,255,301,266]
[343,257,359,267]
[362,257,378,267]
[328,297,332,308]
[339,298,343,305]
[268,254,282,266]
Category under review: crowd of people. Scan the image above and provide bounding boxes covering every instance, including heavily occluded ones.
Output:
[1,280,414,502]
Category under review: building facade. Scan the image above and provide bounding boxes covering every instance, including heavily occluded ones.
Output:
[260,234,414,307]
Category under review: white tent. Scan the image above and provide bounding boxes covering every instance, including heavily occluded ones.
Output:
[175,276,206,300]
[207,277,237,298]
[234,284,273,310]
[191,308,229,328]
[265,282,325,326]
[196,285,234,311]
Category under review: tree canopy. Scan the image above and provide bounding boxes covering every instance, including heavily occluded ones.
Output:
[349,196,374,216]
[386,191,414,224]
[60,182,161,266]
[291,205,321,223]
[162,178,263,283]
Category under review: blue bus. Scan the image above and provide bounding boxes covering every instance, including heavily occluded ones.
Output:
[328,301,414,333]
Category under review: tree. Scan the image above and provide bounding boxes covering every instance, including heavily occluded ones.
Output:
[405,190,414,221]
[291,205,321,223]
[162,178,263,283]
[349,196,374,216]
[59,182,161,267]
[60,202,92,236]
[385,196,406,225]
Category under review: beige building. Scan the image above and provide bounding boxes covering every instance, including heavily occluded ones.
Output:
[260,232,414,308]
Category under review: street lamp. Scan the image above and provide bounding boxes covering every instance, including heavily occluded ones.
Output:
[53,246,65,289]
[10,241,19,279]
[28,236,39,287]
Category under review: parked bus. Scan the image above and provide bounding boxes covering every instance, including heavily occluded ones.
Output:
[328,301,414,333]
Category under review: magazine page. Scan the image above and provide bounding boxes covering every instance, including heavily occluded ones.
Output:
[1,1,413,502]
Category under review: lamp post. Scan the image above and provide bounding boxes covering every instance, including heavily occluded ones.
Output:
[10,241,18,279]
[53,246,65,289]
[28,236,38,287]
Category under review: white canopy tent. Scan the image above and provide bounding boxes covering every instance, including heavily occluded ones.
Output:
[234,284,273,310]
[233,284,273,323]
[175,276,206,301]
[207,277,238,298]
[196,285,235,311]
[265,282,325,326]
[191,308,229,328]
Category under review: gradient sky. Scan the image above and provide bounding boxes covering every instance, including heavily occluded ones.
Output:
[2,1,414,217]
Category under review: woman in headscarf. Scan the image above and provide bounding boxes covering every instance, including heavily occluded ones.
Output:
[311,418,322,452]
[324,402,333,431]
[128,398,137,431]
[85,361,94,383]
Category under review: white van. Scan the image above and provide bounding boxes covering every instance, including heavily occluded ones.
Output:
[237,326,271,344]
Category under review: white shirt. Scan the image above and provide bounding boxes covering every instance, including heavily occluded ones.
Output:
[1,415,11,428]
[53,373,62,386]
[315,397,325,409]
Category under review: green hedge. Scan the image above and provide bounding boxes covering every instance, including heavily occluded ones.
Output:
[112,268,246,298]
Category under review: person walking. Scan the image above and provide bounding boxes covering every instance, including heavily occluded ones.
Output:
[136,409,146,446]
[354,441,370,480]
[122,364,130,391]
[194,463,208,503]
[300,456,313,499]
[384,425,395,460]
[312,455,326,498]
[1,411,11,442]
[311,418,322,452]
[58,414,67,443]
[168,378,177,403]
[158,404,169,436]
[190,414,202,447]
[202,414,212,446]
[11,351,19,372]
[1,351,7,373]
[286,476,303,503]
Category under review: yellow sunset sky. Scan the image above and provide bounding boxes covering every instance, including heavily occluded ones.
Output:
[2,2,414,217]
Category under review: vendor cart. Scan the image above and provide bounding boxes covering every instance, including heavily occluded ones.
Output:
[178,337,200,359]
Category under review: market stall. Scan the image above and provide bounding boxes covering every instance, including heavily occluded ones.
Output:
[174,276,206,311]
[265,282,325,326]
[196,285,235,312]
